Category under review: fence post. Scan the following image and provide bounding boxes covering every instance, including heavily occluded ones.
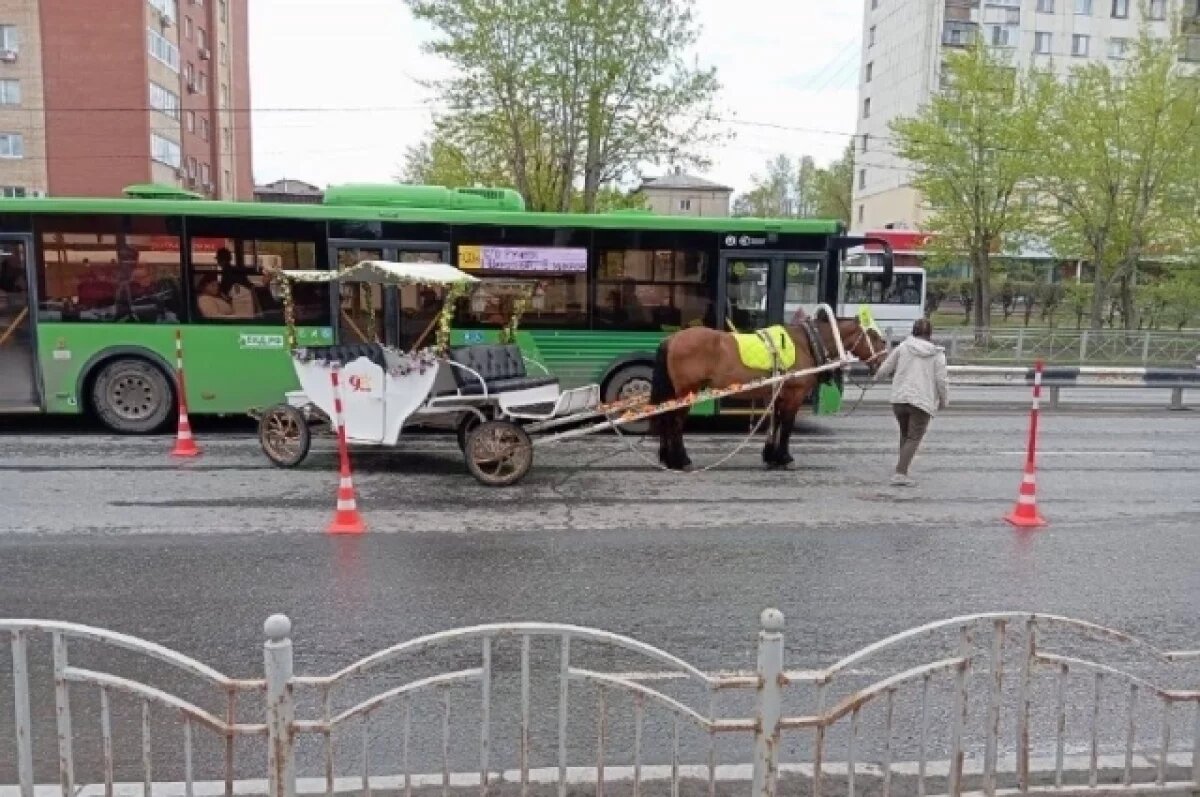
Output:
[1080,330,1089,362]
[1015,327,1025,361]
[1170,388,1184,411]
[752,609,785,797]
[1141,332,1151,365]
[264,614,296,797]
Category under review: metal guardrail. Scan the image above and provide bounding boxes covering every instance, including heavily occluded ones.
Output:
[851,364,1200,409]
[874,326,1200,368]
[5,612,1200,797]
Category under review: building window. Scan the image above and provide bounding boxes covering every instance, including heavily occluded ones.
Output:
[1035,32,1052,53]
[991,24,1018,47]
[220,0,228,22]
[198,71,208,95]
[149,0,177,23]
[0,133,24,158]
[185,62,195,90]
[150,133,181,168]
[220,42,227,64]
[220,83,229,108]
[861,133,869,153]
[223,126,232,149]
[1111,0,1128,17]
[200,163,211,187]
[1072,33,1090,55]
[147,29,180,71]
[1148,0,1166,19]
[149,81,180,119]
[1,186,26,198]
[869,25,876,46]
[199,116,210,141]
[865,61,873,82]
[224,169,232,192]
[1037,0,1054,11]
[0,79,19,105]
[186,156,197,178]
[1108,37,1129,58]
[858,205,865,223]
[0,25,18,53]
[863,97,871,118]
[198,27,207,50]
[184,16,193,40]
[858,169,866,189]
[186,110,196,133]
[678,198,692,211]
[1075,0,1092,12]
[871,0,879,8]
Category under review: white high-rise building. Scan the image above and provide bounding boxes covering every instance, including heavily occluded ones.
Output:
[851,0,1193,232]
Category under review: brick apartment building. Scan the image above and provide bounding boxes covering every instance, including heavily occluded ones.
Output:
[0,0,252,200]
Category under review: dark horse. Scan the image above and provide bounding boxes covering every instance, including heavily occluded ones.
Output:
[648,312,888,470]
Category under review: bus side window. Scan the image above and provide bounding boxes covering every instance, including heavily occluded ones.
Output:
[35,214,185,324]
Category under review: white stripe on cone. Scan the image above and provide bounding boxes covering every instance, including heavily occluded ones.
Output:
[339,477,354,489]
[337,499,357,511]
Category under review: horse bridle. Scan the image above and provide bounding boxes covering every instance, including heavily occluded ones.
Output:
[845,325,888,367]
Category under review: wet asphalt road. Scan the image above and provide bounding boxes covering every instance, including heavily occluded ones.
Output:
[1,406,1199,786]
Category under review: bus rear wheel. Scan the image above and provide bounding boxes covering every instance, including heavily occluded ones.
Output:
[603,364,654,434]
[91,358,174,434]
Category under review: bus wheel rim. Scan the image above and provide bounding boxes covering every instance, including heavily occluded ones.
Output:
[109,374,157,421]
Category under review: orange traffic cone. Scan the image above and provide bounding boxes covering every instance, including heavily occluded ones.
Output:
[170,409,200,458]
[328,471,366,535]
[170,330,200,458]
[1005,461,1046,528]
[327,366,366,535]
[1005,359,1047,528]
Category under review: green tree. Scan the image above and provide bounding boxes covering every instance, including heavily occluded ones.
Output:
[811,143,855,225]
[406,0,722,212]
[890,41,1047,335]
[732,146,853,223]
[1031,29,1200,329]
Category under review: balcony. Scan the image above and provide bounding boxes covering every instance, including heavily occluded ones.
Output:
[945,0,980,22]
[943,20,979,47]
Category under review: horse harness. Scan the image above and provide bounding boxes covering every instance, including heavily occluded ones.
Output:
[797,318,836,385]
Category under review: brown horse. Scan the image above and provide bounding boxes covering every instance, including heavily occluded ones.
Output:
[648,312,888,471]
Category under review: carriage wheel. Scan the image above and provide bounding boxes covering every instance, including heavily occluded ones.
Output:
[259,403,312,468]
[464,419,533,487]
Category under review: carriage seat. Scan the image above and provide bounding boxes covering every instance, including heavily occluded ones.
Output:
[447,343,558,396]
[295,342,387,370]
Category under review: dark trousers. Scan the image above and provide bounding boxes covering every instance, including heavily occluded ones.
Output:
[892,403,932,475]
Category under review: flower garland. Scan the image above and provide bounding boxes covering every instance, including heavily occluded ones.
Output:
[436,282,471,355]
[501,293,529,344]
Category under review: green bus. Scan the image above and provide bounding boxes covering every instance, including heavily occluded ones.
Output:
[0,183,888,433]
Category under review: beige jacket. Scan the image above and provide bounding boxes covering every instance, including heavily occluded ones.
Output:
[876,336,949,416]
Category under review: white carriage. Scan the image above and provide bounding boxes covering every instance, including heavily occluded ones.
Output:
[256,260,599,486]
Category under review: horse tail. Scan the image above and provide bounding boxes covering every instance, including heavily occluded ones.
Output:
[648,340,674,433]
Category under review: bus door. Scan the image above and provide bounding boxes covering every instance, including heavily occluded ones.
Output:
[716,252,823,415]
[331,244,386,345]
[328,242,451,349]
[0,234,40,410]
[716,253,823,332]
[388,245,450,351]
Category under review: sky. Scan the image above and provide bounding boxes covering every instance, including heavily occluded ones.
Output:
[247,0,866,199]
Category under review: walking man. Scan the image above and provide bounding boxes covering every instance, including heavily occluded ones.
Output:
[875,318,949,486]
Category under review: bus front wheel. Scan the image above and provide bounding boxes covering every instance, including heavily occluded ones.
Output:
[603,364,654,435]
[91,358,174,434]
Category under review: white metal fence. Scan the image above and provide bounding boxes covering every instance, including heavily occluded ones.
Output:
[914,328,1200,367]
[3,612,1200,797]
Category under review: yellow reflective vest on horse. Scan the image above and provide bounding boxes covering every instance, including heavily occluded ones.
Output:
[732,325,797,372]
